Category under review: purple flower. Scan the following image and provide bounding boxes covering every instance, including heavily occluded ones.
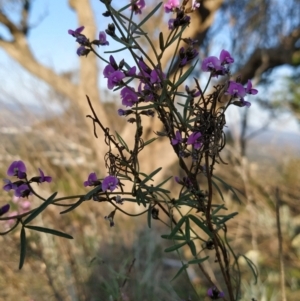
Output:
[219,49,234,65]
[77,46,90,56]
[121,87,138,107]
[240,99,251,107]
[102,175,119,192]
[245,80,258,95]
[7,161,26,179]
[118,109,126,116]
[0,204,10,216]
[207,287,225,299]
[192,0,200,10]
[226,81,246,98]
[104,68,125,90]
[164,0,180,13]
[38,169,52,183]
[171,131,183,145]
[201,56,222,73]
[150,68,166,84]
[187,132,202,150]
[68,26,85,37]
[3,179,17,191]
[15,184,31,198]
[131,0,146,14]
[125,66,136,76]
[84,172,100,187]
[168,18,176,30]
[98,31,109,46]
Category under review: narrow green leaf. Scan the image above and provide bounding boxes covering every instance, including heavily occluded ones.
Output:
[214,212,238,225]
[143,137,157,146]
[188,215,212,238]
[239,255,258,284]
[104,46,128,54]
[164,241,187,253]
[161,234,187,241]
[147,205,152,228]
[19,227,26,270]
[156,176,173,189]
[212,204,226,216]
[60,197,85,214]
[24,192,57,225]
[25,225,73,239]
[136,2,162,29]
[212,174,244,203]
[173,61,197,89]
[139,167,162,185]
[185,217,190,242]
[159,32,164,51]
[171,263,189,282]
[188,256,209,265]
[115,131,129,152]
[169,216,186,239]
[211,178,224,201]
[188,241,197,257]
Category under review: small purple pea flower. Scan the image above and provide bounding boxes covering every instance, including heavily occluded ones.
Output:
[0,204,10,216]
[130,0,146,15]
[187,132,202,150]
[68,26,85,38]
[164,0,180,13]
[121,86,139,107]
[3,179,17,191]
[84,172,101,187]
[219,49,234,65]
[245,80,258,95]
[15,183,31,198]
[102,175,119,192]
[7,160,27,179]
[207,287,225,299]
[226,81,246,99]
[77,46,90,57]
[201,56,222,73]
[38,169,52,183]
[171,131,183,145]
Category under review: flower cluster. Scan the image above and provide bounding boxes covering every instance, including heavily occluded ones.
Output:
[2,161,52,217]
[68,26,109,56]
[84,173,119,192]
[201,49,258,107]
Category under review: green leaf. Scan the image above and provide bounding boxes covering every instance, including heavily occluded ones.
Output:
[60,197,85,214]
[188,241,197,257]
[159,32,164,51]
[173,61,198,89]
[188,256,209,265]
[24,192,57,225]
[164,241,187,253]
[211,178,224,201]
[212,174,244,203]
[168,216,186,239]
[25,225,73,239]
[139,167,162,185]
[84,185,103,201]
[213,212,238,225]
[239,254,258,284]
[171,263,189,282]
[161,234,187,241]
[185,217,190,242]
[143,137,157,146]
[188,215,212,238]
[212,204,226,216]
[156,176,172,189]
[19,227,26,270]
[147,205,152,228]
[136,2,162,29]
[115,131,129,152]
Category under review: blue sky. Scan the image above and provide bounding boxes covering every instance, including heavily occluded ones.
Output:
[0,0,299,133]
